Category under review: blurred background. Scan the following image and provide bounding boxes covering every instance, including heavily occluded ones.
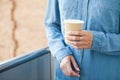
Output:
[0,0,48,62]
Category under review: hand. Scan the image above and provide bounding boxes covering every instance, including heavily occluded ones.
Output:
[60,55,80,77]
[65,30,93,49]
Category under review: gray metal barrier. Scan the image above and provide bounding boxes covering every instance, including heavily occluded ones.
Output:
[0,47,55,80]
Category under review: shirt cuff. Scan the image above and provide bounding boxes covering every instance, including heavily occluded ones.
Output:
[89,31,105,52]
[55,46,72,63]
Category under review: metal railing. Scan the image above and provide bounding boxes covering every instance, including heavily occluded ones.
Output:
[0,47,55,80]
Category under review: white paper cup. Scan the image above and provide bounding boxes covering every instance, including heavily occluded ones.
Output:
[64,19,84,44]
[64,19,84,33]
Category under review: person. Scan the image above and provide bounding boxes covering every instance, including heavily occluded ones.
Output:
[45,0,120,80]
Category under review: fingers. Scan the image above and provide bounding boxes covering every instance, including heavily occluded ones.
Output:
[65,35,84,41]
[65,32,90,42]
[65,30,93,49]
[60,55,80,77]
[66,61,80,77]
[66,31,86,36]
[67,40,92,49]
[67,39,91,46]
[71,56,80,72]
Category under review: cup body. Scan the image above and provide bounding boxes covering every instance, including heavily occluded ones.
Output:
[64,19,84,33]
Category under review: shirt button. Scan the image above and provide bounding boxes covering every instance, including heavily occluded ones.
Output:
[78,50,82,56]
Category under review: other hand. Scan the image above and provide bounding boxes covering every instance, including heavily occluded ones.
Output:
[60,55,80,77]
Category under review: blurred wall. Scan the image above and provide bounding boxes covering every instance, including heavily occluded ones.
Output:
[0,0,48,62]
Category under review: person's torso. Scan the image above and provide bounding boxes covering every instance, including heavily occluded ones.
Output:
[56,0,120,80]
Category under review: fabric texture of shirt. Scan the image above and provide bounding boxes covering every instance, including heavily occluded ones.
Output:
[45,0,120,80]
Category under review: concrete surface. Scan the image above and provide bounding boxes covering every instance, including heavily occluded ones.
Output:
[0,0,48,62]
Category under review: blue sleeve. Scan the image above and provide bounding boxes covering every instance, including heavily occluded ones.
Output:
[45,0,72,62]
[90,31,120,55]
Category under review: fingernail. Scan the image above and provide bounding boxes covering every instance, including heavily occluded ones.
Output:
[78,75,80,77]
[77,68,80,71]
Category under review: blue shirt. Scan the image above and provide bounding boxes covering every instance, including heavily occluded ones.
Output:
[45,0,120,80]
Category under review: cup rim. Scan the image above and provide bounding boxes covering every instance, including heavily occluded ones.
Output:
[64,19,84,24]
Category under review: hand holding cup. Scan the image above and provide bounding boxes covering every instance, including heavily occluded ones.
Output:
[65,19,93,49]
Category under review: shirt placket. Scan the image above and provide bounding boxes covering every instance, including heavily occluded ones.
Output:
[77,0,89,62]
[82,0,89,29]
[78,0,89,79]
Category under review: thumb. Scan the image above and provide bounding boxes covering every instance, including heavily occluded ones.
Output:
[71,56,80,72]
